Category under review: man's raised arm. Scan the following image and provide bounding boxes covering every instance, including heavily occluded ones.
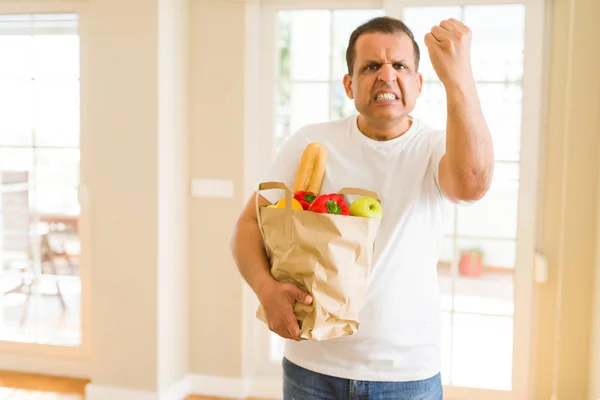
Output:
[425,18,494,202]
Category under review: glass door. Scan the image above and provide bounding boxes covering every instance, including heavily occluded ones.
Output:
[0,14,82,348]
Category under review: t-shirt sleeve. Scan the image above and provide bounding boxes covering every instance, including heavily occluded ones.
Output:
[256,130,309,204]
[430,131,447,196]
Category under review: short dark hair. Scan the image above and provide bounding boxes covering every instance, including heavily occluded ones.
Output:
[345,16,420,76]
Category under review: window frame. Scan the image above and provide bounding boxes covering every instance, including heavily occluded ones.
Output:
[0,2,91,379]
[246,0,547,398]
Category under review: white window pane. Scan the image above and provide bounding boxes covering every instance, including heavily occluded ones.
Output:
[464,5,525,82]
[33,149,80,215]
[331,9,385,78]
[0,81,34,146]
[34,148,80,189]
[0,148,34,172]
[450,314,513,390]
[34,188,79,215]
[34,81,80,147]
[285,82,330,137]
[439,239,514,316]
[410,81,446,131]
[0,36,32,79]
[278,10,330,82]
[274,112,291,151]
[452,268,514,316]
[402,6,463,81]
[479,83,522,162]
[32,35,80,80]
[456,162,519,239]
[331,81,356,120]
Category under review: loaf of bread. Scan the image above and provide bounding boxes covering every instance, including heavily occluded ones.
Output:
[292,142,328,194]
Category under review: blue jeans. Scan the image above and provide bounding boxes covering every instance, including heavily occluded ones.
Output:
[282,358,443,400]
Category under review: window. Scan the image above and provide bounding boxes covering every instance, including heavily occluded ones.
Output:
[274,8,385,150]
[0,14,81,347]
[255,1,543,397]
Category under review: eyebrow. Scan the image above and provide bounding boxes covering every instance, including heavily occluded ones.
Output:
[361,59,413,72]
[363,58,410,66]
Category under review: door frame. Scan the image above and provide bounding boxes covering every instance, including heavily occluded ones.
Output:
[0,1,92,378]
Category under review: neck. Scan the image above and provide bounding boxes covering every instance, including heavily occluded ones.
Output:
[357,115,412,141]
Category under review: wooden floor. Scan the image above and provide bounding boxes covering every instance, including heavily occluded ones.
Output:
[0,370,86,399]
[0,370,262,400]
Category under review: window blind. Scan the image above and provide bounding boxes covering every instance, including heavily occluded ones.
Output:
[0,13,78,35]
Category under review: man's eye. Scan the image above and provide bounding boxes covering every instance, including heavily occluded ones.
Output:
[365,64,379,71]
[394,63,407,70]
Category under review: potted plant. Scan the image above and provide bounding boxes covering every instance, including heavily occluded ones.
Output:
[458,247,484,277]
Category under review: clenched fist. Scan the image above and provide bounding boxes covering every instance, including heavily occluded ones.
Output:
[424,18,475,89]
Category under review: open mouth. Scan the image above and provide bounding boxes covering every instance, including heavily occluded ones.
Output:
[374,92,398,101]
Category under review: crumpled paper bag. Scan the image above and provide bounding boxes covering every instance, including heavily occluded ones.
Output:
[255,181,381,341]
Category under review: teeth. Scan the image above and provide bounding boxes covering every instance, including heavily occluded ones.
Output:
[376,93,396,101]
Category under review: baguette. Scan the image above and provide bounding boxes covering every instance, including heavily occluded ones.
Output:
[292,142,328,194]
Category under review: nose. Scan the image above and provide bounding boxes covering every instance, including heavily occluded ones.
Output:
[377,63,397,84]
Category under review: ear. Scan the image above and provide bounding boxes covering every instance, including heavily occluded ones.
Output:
[415,73,423,97]
[343,74,354,99]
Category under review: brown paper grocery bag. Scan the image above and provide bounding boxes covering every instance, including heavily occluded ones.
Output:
[255,181,381,341]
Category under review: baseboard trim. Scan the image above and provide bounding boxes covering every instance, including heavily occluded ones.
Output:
[243,376,281,399]
[0,352,89,379]
[85,375,192,400]
[85,383,158,400]
[85,373,281,400]
[161,375,191,400]
[188,374,246,399]
[188,374,280,399]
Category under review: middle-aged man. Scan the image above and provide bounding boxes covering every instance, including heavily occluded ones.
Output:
[231,16,494,400]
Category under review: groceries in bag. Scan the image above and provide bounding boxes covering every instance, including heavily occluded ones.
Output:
[255,142,383,341]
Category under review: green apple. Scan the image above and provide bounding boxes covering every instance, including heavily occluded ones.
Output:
[349,196,382,218]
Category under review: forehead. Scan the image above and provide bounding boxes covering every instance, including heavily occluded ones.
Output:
[354,31,415,63]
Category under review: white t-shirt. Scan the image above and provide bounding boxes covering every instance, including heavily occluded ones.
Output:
[259,114,449,382]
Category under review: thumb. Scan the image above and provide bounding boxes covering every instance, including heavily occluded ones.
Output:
[286,284,312,305]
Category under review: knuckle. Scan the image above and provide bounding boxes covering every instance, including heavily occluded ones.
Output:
[458,29,471,40]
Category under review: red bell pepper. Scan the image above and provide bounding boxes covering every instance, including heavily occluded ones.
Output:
[307,193,349,215]
[293,191,317,210]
